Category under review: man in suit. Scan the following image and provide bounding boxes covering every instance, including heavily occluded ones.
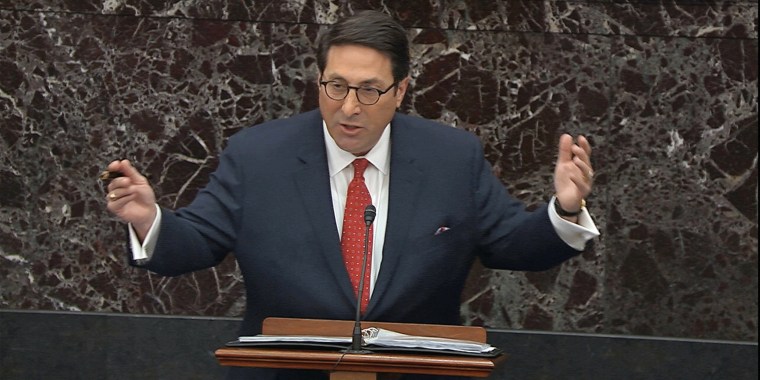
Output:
[104,10,599,380]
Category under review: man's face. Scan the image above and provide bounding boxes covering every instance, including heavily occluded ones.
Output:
[319,44,409,156]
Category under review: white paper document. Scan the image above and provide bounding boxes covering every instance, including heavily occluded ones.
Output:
[361,327,497,354]
[238,327,497,355]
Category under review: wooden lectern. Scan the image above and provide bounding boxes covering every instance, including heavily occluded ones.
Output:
[215,317,506,379]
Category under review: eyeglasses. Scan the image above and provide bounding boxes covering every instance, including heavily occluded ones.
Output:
[320,80,398,105]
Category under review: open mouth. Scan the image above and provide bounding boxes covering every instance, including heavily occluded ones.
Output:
[340,123,363,133]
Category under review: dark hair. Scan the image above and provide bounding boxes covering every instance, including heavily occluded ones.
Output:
[316,10,410,83]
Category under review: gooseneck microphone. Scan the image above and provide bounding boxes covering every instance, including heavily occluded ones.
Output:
[345,204,376,354]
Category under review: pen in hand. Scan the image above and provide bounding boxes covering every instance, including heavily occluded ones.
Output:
[99,170,124,182]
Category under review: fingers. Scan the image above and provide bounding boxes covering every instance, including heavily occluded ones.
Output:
[559,134,593,172]
[555,134,595,202]
[106,184,136,203]
[557,134,574,164]
[118,160,143,181]
[102,160,158,232]
[577,135,592,157]
[572,154,594,182]
[567,134,593,180]
[106,188,135,206]
[105,161,148,190]
[104,160,150,204]
[106,160,145,182]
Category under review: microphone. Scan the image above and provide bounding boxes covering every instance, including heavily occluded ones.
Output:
[345,204,376,354]
[364,204,376,226]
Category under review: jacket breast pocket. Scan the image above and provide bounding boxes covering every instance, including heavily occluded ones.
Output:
[409,219,474,257]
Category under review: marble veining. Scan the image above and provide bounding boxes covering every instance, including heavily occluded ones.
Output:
[0,0,756,342]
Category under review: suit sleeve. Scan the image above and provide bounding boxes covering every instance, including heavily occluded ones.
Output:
[136,137,245,277]
[471,140,582,271]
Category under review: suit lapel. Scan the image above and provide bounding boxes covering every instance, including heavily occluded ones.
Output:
[293,112,357,306]
[366,114,423,315]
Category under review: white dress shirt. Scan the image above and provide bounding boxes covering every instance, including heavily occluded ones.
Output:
[323,121,391,298]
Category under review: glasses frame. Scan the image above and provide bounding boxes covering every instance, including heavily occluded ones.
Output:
[319,80,398,105]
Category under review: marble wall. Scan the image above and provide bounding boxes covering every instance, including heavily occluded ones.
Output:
[0,0,756,342]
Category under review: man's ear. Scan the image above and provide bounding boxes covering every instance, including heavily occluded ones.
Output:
[316,70,323,86]
[394,76,411,108]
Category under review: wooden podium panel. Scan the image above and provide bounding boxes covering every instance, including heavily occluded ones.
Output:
[215,318,505,379]
[215,346,500,378]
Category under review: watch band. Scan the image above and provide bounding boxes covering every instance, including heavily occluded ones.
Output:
[554,197,585,217]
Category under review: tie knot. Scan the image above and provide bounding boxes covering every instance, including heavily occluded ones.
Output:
[352,158,370,177]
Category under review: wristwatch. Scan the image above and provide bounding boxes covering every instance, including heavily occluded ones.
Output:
[554,197,585,217]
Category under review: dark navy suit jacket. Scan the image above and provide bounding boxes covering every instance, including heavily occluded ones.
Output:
[137,109,581,379]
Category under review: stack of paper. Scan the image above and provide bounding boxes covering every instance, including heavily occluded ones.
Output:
[361,327,497,354]
[237,327,497,355]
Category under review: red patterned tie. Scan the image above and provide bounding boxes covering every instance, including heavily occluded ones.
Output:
[341,158,373,315]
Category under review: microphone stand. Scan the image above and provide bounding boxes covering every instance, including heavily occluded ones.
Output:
[344,205,375,354]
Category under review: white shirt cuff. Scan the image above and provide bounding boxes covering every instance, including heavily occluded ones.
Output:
[128,204,161,263]
[548,196,601,251]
